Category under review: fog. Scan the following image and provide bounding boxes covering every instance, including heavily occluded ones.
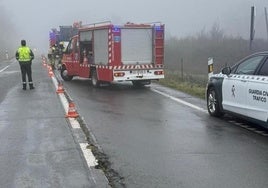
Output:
[0,0,267,54]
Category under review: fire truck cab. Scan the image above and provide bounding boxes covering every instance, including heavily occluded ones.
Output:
[60,21,165,87]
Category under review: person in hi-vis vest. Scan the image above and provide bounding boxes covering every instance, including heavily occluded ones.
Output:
[15,40,35,90]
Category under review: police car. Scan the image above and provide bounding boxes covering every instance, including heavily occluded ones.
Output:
[206,52,268,128]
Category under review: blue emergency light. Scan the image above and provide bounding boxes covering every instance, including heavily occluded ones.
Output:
[154,26,162,31]
[49,32,56,39]
[112,26,120,32]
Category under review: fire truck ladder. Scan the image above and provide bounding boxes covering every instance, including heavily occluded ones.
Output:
[80,21,112,29]
[154,26,164,65]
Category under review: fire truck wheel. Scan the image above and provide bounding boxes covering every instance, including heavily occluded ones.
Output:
[60,66,73,81]
[91,70,100,87]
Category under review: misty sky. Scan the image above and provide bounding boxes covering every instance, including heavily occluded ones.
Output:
[0,0,267,53]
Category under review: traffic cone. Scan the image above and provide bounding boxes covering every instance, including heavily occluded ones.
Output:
[56,82,64,94]
[49,69,54,77]
[65,101,79,118]
[42,60,47,67]
[48,66,54,77]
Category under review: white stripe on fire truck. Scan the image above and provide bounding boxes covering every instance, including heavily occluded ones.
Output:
[93,64,163,70]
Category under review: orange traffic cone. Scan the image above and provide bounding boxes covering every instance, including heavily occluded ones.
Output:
[56,82,65,94]
[48,66,54,77]
[65,101,79,118]
[49,70,54,77]
[42,59,47,67]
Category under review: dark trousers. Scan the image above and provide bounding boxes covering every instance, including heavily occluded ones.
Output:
[19,62,33,86]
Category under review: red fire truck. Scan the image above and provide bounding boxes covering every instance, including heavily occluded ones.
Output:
[60,21,165,87]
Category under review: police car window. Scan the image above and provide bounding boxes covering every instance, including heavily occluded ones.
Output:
[258,59,268,76]
[235,55,264,75]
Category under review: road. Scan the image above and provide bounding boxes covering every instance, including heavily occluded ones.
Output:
[60,76,268,188]
[1,59,268,188]
[0,59,109,188]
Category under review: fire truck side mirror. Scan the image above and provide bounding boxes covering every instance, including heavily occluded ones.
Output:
[64,47,70,54]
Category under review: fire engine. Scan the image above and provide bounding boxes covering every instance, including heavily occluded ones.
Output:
[60,21,165,87]
[49,22,80,48]
[48,23,80,69]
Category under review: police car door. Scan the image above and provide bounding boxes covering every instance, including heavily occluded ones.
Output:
[222,55,264,116]
[247,57,268,123]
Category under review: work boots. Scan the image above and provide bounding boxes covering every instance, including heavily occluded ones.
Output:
[22,83,35,90]
[29,83,35,90]
[23,83,26,90]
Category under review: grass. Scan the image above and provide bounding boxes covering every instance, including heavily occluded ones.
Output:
[159,70,207,99]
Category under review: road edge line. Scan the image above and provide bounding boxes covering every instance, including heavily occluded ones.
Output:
[151,88,207,113]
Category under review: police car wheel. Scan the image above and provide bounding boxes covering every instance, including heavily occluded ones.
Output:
[207,87,223,117]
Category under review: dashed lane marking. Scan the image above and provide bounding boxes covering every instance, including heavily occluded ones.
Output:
[0,65,9,73]
[58,93,69,113]
[225,117,268,137]
[52,76,69,112]
[69,118,81,129]
[51,75,99,170]
[79,143,98,167]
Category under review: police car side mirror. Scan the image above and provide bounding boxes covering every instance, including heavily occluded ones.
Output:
[221,67,231,75]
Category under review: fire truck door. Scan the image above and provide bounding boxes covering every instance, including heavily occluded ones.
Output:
[64,37,79,75]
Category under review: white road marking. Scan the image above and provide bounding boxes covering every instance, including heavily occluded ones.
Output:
[228,120,268,136]
[151,88,207,112]
[255,130,265,134]
[0,65,9,73]
[52,76,69,113]
[79,143,98,167]
[69,118,81,129]
[50,73,99,169]
[228,120,236,123]
[59,93,69,113]
[51,76,58,88]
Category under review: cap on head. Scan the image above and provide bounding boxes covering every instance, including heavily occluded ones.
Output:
[21,40,26,46]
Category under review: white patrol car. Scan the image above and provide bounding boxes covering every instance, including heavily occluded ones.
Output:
[206,52,268,128]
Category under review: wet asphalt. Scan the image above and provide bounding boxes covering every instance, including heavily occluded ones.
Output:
[0,58,108,188]
[2,57,268,188]
[61,77,268,188]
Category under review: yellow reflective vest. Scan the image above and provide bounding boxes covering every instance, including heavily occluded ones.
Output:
[17,46,32,62]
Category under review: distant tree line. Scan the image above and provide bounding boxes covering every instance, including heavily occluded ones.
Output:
[165,23,268,75]
[0,6,17,60]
